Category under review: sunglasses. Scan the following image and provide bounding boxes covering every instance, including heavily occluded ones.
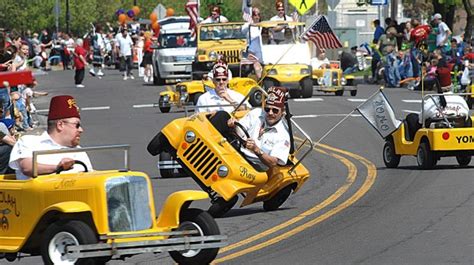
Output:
[278,9,284,11]
[215,78,228,82]
[264,107,281,114]
[62,120,82,129]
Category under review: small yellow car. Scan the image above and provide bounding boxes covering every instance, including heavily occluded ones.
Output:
[383,94,474,169]
[192,22,247,80]
[148,90,313,217]
[157,77,263,113]
[312,63,357,96]
[0,145,226,264]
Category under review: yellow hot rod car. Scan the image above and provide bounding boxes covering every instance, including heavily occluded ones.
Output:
[148,90,313,217]
[0,145,226,264]
[383,94,474,169]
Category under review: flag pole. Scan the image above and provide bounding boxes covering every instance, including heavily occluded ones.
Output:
[315,88,383,144]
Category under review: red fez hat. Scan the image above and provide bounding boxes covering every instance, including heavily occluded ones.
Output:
[266,86,287,109]
[48,95,80,121]
[212,61,228,78]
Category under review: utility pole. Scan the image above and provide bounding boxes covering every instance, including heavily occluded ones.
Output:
[390,0,398,19]
[66,0,70,34]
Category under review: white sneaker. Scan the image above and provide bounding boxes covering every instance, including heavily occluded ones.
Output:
[89,69,96,77]
[144,76,149,83]
[130,75,135,80]
[123,75,128,81]
[76,84,85,88]
[97,70,104,76]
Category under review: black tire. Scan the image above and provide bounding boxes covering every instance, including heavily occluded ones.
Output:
[208,196,238,218]
[158,96,171,113]
[159,151,179,178]
[383,140,400,168]
[288,89,301,98]
[263,79,275,90]
[417,142,436,169]
[169,209,220,265]
[301,78,313,98]
[248,88,263,107]
[350,89,357,96]
[192,92,203,105]
[335,89,344,96]
[456,155,471,167]
[263,185,293,211]
[41,220,99,265]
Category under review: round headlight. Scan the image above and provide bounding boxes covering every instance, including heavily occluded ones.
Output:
[217,165,229,177]
[185,131,196,143]
[300,68,310,75]
[333,78,338,84]
[268,69,278,75]
[209,51,218,60]
[340,77,347,86]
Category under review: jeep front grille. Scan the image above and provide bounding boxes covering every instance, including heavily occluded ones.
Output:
[182,138,221,180]
[217,50,240,64]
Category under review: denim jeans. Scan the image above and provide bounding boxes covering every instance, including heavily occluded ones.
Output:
[0,88,11,119]
[384,53,401,87]
[15,100,30,129]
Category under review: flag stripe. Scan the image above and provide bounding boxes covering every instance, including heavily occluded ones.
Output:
[302,16,342,49]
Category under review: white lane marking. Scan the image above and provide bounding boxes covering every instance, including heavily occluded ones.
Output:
[36,106,110,113]
[291,98,324,102]
[347,98,366,102]
[133,104,156,108]
[402,109,420,114]
[81,106,110,111]
[402,99,422,103]
[293,114,362,119]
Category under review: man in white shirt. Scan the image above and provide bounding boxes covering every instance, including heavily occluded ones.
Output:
[9,95,93,180]
[196,61,248,113]
[269,1,293,44]
[202,6,229,24]
[115,28,134,80]
[432,13,452,52]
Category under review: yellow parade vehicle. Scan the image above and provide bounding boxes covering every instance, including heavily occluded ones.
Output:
[312,62,357,96]
[157,77,263,113]
[244,21,314,98]
[192,22,247,80]
[148,89,313,217]
[383,94,474,169]
[0,145,226,264]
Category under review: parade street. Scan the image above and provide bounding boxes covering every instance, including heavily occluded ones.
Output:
[9,69,473,264]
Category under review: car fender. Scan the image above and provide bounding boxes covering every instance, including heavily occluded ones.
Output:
[42,201,92,214]
[162,118,187,149]
[229,77,258,96]
[211,179,256,201]
[159,90,176,98]
[156,190,209,228]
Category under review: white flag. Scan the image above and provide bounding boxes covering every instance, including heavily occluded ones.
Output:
[357,90,401,138]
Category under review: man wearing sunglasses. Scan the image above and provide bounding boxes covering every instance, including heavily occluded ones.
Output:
[196,61,249,113]
[202,6,229,24]
[227,86,290,172]
[269,1,293,44]
[9,95,93,180]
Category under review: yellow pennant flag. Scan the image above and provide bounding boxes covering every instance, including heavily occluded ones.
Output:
[288,0,316,15]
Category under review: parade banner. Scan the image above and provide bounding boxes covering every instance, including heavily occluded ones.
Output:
[357,90,401,138]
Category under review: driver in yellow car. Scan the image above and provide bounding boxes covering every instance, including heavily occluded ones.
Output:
[211,86,290,172]
[9,95,93,180]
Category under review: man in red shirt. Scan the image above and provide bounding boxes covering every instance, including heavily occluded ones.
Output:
[73,38,88,88]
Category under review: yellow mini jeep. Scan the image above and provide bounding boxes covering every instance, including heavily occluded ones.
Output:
[246,21,313,98]
[157,77,263,113]
[148,90,313,217]
[192,22,247,80]
[0,145,226,264]
[383,94,474,169]
[312,62,357,96]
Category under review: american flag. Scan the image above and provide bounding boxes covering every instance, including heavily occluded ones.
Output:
[302,16,342,49]
[242,0,252,23]
[185,0,199,38]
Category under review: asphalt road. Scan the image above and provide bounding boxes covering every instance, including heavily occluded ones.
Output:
[7,68,474,265]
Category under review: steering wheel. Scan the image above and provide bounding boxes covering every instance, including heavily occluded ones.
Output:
[55,160,89,174]
[230,122,250,149]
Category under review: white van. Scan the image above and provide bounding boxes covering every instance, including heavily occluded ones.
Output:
[152,16,197,85]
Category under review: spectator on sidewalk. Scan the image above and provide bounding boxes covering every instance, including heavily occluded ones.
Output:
[116,28,134,80]
[432,13,452,55]
[0,117,16,174]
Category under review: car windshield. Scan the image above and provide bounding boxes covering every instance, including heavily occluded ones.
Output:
[199,24,246,41]
[261,26,299,45]
[159,33,196,48]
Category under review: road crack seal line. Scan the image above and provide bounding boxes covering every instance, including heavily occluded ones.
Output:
[214,144,377,263]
